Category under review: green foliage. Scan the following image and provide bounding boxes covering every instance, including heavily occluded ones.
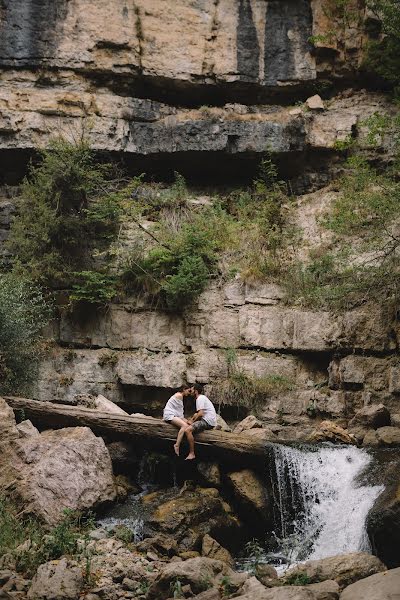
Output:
[122,209,226,311]
[285,573,313,586]
[364,1,400,94]
[0,497,95,577]
[170,579,183,598]
[0,273,52,394]
[98,351,119,368]
[8,137,124,294]
[284,116,400,310]
[219,575,236,597]
[69,271,118,306]
[218,349,294,413]
[243,539,266,571]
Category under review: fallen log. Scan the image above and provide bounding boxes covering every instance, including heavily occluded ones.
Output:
[4,396,270,467]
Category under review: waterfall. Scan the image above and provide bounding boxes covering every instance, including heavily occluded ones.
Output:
[269,444,383,568]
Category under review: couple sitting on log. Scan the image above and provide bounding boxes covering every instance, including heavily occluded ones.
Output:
[163,383,216,460]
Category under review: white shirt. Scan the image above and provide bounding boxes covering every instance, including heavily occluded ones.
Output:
[163,393,184,421]
[196,394,217,426]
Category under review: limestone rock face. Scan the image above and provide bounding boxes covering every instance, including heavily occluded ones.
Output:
[349,404,391,430]
[283,552,386,588]
[340,567,400,600]
[27,558,83,600]
[0,421,117,525]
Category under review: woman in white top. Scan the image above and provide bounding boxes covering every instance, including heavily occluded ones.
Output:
[175,383,216,460]
[163,385,192,455]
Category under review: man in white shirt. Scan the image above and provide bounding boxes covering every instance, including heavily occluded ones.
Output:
[175,383,217,460]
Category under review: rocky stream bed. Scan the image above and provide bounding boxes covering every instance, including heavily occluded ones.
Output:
[1,394,400,600]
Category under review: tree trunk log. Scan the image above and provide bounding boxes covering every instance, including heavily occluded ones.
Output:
[4,396,269,466]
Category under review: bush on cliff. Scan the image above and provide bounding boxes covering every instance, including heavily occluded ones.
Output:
[284,117,400,310]
[0,274,52,394]
[365,0,400,95]
[7,137,124,298]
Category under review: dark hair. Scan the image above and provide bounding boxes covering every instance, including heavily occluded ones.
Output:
[192,383,203,394]
[178,384,191,392]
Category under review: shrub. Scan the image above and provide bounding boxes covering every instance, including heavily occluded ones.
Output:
[284,121,400,311]
[0,274,52,394]
[0,497,95,577]
[122,213,224,311]
[364,0,400,95]
[69,271,118,306]
[216,349,295,413]
[8,137,124,291]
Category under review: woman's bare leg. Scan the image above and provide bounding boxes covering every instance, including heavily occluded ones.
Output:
[169,417,188,455]
[184,426,196,460]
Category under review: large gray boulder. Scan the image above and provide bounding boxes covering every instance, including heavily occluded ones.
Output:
[0,420,117,525]
[283,552,386,588]
[27,558,83,600]
[147,557,244,599]
[340,567,400,600]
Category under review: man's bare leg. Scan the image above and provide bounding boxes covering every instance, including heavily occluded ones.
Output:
[169,417,188,456]
[185,426,196,460]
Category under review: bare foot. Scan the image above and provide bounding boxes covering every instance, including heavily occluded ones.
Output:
[174,444,180,456]
[185,453,196,460]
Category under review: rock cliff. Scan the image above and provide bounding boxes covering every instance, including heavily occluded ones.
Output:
[0,0,399,436]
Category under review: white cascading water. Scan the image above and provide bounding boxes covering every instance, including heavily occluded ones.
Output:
[269,444,383,568]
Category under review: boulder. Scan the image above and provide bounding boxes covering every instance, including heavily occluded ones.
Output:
[363,427,400,447]
[147,557,235,599]
[136,534,178,557]
[255,564,279,587]
[340,567,400,600]
[95,394,128,415]
[197,463,221,487]
[215,415,231,432]
[16,420,39,438]
[234,579,337,599]
[391,413,400,427]
[348,404,390,430]
[27,558,83,600]
[226,469,270,527]
[106,441,138,474]
[233,415,263,434]
[0,397,18,441]
[367,460,400,568]
[308,421,356,444]
[201,534,234,567]
[283,552,386,588]
[0,425,117,526]
[306,95,325,111]
[144,486,242,553]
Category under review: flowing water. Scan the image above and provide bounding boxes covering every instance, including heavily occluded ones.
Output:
[263,443,384,570]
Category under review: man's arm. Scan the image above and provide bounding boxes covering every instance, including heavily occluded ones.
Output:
[188,409,204,423]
